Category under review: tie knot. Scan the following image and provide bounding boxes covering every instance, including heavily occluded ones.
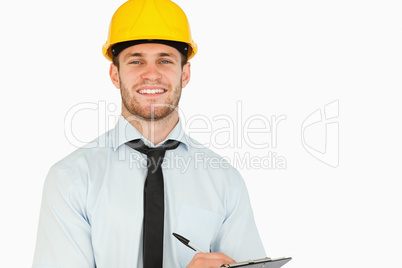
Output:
[126,139,180,156]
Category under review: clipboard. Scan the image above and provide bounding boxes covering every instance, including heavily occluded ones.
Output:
[221,257,292,268]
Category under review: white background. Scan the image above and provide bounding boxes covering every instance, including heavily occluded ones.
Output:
[1,0,401,267]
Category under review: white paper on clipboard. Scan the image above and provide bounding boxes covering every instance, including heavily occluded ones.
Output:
[220,257,292,268]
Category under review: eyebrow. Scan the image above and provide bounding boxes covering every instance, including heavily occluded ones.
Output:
[123,52,142,62]
[123,52,178,62]
[158,52,178,60]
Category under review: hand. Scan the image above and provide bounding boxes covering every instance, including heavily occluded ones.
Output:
[186,252,236,268]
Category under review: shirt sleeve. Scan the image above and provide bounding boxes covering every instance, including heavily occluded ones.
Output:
[210,170,266,261]
[32,164,95,268]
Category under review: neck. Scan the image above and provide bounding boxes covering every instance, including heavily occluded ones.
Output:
[122,110,179,146]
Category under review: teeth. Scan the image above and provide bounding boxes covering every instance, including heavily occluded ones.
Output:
[138,89,165,94]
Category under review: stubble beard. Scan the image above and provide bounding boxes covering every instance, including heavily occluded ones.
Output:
[120,78,182,122]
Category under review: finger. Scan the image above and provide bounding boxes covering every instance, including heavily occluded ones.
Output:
[188,253,236,268]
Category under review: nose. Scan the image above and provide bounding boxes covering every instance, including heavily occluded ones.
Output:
[141,63,162,81]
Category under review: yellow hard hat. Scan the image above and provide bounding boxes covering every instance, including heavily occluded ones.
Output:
[102,0,197,61]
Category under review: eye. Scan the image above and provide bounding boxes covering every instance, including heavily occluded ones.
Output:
[130,60,141,65]
[160,60,172,64]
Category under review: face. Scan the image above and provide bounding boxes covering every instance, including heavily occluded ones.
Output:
[109,43,191,121]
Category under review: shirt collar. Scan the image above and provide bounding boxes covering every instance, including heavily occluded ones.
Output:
[111,115,189,151]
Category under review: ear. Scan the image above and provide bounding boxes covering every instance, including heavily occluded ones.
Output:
[109,63,120,89]
[181,62,191,88]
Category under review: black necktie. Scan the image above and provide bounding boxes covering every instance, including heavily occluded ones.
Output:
[126,139,180,268]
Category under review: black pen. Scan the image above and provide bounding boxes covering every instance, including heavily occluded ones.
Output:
[172,233,207,253]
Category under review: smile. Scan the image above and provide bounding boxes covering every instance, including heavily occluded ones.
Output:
[137,88,167,94]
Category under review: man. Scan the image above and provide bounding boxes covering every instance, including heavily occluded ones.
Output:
[33,0,265,267]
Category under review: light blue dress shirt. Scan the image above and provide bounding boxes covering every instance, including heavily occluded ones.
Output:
[33,116,265,268]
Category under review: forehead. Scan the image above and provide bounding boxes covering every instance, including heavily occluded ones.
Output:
[120,43,180,59]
